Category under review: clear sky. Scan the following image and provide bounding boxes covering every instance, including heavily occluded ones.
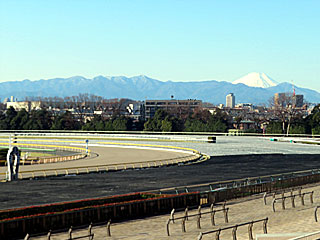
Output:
[0,0,319,91]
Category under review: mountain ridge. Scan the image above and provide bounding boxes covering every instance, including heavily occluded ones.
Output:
[1,75,319,105]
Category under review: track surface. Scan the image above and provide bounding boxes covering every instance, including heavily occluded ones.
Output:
[1,136,320,209]
[0,146,190,174]
[1,153,320,210]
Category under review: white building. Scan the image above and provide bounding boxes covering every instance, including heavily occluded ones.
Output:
[226,93,235,108]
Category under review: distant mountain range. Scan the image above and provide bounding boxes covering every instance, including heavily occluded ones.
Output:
[1,73,320,105]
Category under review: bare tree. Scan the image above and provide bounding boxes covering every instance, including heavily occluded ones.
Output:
[269,92,306,135]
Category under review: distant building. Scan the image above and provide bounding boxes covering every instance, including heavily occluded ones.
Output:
[6,101,42,112]
[274,93,286,107]
[235,103,253,110]
[226,93,235,108]
[145,99,202,119]
[293,94,304,108]
[126,102,145,120]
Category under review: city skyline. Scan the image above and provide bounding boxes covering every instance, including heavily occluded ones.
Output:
[1,0,319,91]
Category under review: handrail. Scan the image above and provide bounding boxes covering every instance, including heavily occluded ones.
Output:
[263,187,302,205]
[96,141,200,153]
[166,204,229,236]
[151,168,320,194]
[23,223,95,240]
[0,129,319,138]
[0,142,89,153]
[290,230,320,240]
[197,217,268,240]
[272,191,314,212]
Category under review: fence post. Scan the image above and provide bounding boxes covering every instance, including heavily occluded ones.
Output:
[67,226,73,240]
[263,192,267,205]
[224,208,229,223]
[301,193,305,206]
[197,232,203,240]
[197,215,201,229]
[291,195,295,208]
[198,205,202,218]
[166,219,171,236]
[298,188,302,198]
[263,218,268,234]
[47,230,52,240]
[248,222,254,240]
[315,206,319,222]
[311,191,314,204]
[232,225,237,240]
[215,229,221,240]
[170,209,175,223]
[107,220,111,237]
[282,197,285,210]
[24,233,30,240]
[211,205,216,225]
[184,207,189,221]
[272,199,276,212]
[181,219,186,232]
[88,222,92,238]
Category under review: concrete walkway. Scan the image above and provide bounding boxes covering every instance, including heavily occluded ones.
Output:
[31,183,320,240]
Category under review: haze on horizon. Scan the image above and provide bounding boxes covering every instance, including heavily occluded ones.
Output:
[0,0,319,91]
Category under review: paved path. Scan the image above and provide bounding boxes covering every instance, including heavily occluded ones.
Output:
[31,183,320,240]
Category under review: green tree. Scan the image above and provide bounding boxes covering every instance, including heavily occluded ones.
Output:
[161,117,173,132]
[10,109,29,130]
[25,109,52,130]
[266,122,283,134]
[144,109,168,131]
[308,104,320,135]
[51,111,80,130]
[112,117,130,131]
[3,107,17,129]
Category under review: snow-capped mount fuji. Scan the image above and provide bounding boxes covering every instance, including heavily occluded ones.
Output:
[232,72,279,88]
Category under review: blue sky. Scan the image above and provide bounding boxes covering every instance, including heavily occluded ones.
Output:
[0,0,319,91]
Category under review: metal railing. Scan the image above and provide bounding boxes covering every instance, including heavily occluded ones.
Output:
[197,217,268,240]
[150,168,320,195]
[23,223,98,240]
[166,203,229,236]
[272,191,314,212]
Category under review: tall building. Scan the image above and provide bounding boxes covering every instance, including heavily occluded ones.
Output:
[274,93,286,107]
[293,94,304,108]
[226,93,235,108]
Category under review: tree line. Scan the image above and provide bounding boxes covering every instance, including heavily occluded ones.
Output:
[0,102,319,134]
[0,107,229,132]
[266,104,320,135]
